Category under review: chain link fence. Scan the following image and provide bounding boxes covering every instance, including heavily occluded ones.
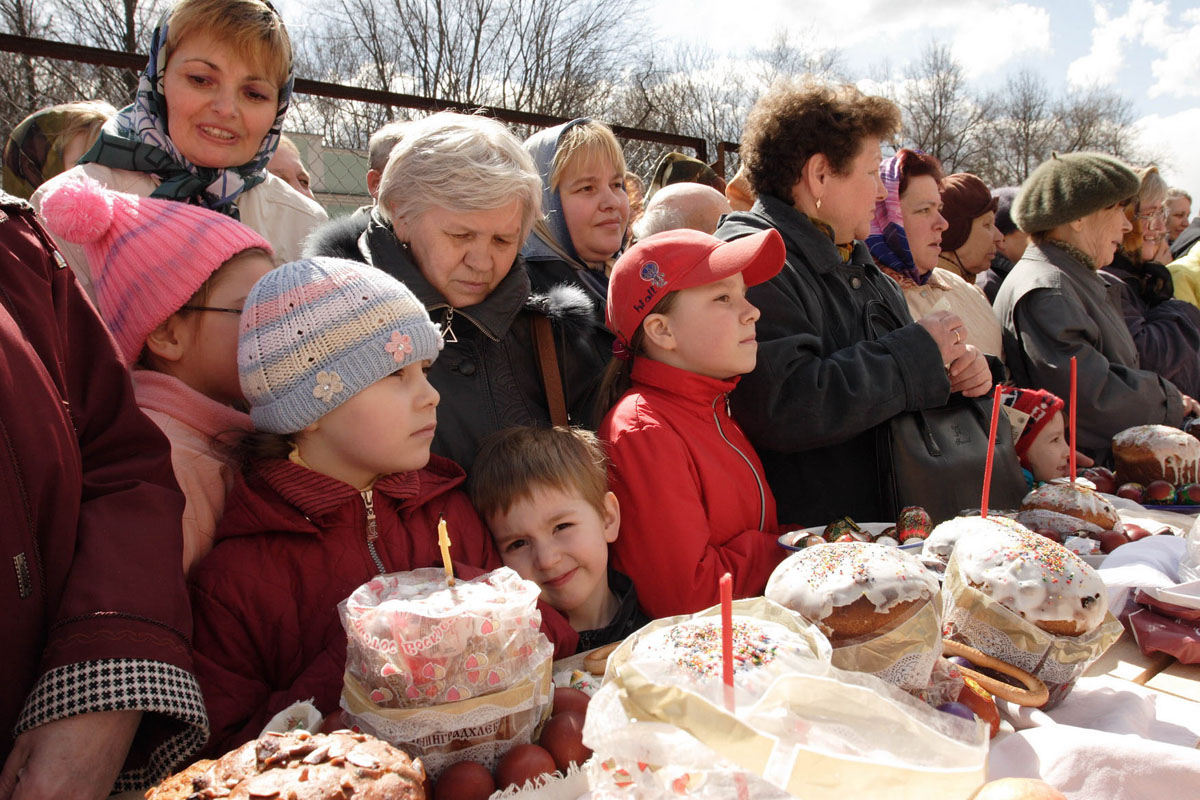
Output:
[1,35,732,220]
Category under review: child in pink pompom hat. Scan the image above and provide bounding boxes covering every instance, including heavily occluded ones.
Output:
[40,174,275,572]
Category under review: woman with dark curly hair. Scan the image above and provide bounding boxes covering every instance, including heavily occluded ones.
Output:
[715,82,992,525]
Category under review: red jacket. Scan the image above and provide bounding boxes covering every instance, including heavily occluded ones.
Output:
[190,455,578,755]
[0,195,204,789]
[599,358,783,618]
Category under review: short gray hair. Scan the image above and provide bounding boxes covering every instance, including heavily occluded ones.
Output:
[378,112,542,240]
[632,205,685,240]
[367,121,408,174]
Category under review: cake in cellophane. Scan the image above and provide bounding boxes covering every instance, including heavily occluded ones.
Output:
[339,567,553,777]
[765,541,943,691]
[942,524,1121,708]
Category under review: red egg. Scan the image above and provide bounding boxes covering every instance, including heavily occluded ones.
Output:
[1116,482,1145,503]
[1089,472,1117,494]
[1096,530,1130,554]
[957,678,1000,738]
[1034,528,1063,544]
[539,710,592,772]
[1123,523,1154,541]
[1144,479,1176,504]
[551,687,591,717]
[433,760,494,800]
[494,744,556,790]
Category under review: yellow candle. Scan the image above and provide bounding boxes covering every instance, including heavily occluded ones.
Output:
[438,515,454,586]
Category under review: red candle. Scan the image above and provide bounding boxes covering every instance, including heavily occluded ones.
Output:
[1070,356,1077,483]
[981,389,1002,519]
[720,572,734,712]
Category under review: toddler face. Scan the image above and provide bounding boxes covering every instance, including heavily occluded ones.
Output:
[1027,411,1071,483]
[489,484,618,630]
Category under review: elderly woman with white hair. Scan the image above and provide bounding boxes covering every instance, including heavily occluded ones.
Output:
[1099,165,1200,397]
[305,112,608,470]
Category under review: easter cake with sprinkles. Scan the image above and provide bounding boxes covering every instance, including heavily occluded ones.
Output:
[951,524,1107,637]
[764,541,940,642]
[631,615,791,692]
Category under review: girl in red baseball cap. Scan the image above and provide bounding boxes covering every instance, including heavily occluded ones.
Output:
[596,227,788,618]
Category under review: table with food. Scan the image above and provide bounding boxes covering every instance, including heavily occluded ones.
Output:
[140,422,1200,800]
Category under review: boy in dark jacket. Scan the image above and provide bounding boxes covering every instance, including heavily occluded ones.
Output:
[471,426,649,651]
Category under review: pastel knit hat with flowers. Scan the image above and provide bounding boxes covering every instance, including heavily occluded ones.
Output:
[37,174,273,365]
[238,257,443,434]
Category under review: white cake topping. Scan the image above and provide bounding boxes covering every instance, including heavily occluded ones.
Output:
[921,515,1030,569]
[1020,482,1119,532]
[765,541,939,623]
[1113,424,1200,482]
[952,526,1108,633]
[631,616,792,690]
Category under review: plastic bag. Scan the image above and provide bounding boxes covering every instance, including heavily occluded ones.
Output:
[1180,514,1200,583]
[942,552,1122,709]
[824,594,943,693]
[338,567,553,776]
[583,598,988,799]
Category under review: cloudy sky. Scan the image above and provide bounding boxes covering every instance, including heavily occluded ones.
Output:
[280,0,1200,199]
[649,0,1200,197]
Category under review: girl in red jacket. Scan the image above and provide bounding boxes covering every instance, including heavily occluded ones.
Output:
[189,257,577,755]
[597,228,788,618]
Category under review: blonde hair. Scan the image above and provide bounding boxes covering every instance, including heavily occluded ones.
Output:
[165,0,292,89]
[549,120,626,192]
[1135,166,1168,210]
[53,100,116,153]
[470,426,609,520]
[378,112,542,240]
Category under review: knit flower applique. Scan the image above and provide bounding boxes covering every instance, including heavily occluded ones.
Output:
[313,370,344,402]
[385,331,414,363]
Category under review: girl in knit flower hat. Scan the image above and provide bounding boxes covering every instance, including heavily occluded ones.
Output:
[188,256,578,755]
[39,174,276,573]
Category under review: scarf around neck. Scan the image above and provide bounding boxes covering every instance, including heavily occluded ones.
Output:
[77,8,293,218]
[866,154,929,286]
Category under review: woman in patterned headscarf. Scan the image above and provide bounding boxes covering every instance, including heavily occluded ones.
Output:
[31,0,326,299]
[2,100,116,199]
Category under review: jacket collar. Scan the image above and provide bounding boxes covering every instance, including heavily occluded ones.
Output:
[630,357,739,415]
[361,217,531,341]
[1030,241,1110,302]
[250,453,465,524]
[131,369,251,438]
[754,193,874,275]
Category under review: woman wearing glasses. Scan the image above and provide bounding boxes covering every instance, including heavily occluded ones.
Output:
[40,175,275,574]
[995,154,1199,460]
[1099,166,1200,398]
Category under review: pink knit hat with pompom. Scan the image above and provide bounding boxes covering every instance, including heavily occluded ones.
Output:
[39,175,273,364]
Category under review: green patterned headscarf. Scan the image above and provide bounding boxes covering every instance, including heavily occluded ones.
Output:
[3,105,113,199]
[77,5,293,218]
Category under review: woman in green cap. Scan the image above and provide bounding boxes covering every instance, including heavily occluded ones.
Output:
[994,152,1199,461]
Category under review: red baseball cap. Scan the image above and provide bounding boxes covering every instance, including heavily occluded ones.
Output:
[605,228,785,345]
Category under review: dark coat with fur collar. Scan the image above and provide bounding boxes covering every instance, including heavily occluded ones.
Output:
[304,212,609,471]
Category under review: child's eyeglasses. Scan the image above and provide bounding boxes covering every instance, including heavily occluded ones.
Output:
[180,305,243,314]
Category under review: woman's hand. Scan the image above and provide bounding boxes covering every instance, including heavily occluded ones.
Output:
[917,310,968,366]
[1182,394,1200,418]
[0,710,141,800]
[947,345,992,397]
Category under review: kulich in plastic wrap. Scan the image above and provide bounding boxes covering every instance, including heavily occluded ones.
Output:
[339,567,554,777]
[765,542,944,692]
[942,526,1121,709]
[582,598,988,800]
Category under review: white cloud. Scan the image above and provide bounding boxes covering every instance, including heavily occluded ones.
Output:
[1068,1,1200,98]
[1135,108,1200,198]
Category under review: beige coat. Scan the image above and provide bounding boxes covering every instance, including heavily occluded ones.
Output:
[32,162,327,302]
[899,267,1004,359]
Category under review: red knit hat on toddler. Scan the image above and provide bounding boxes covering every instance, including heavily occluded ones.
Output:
[38,174,273,364]
[999,387,1065,468]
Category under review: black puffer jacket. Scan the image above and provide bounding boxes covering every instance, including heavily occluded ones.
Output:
[716,194,951,526]
[305,213,609,472]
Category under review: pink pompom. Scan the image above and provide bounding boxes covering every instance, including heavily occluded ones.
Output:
[38,176,115,244]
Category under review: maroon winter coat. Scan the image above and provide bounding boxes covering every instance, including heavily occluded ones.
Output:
[190,455,579,755]
[0,194,205,790]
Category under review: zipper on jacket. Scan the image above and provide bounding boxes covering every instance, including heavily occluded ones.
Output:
[712,395,767,530]
[361,489,387,575]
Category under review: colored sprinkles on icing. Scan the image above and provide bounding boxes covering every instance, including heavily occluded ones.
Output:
[665,620,778,679]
